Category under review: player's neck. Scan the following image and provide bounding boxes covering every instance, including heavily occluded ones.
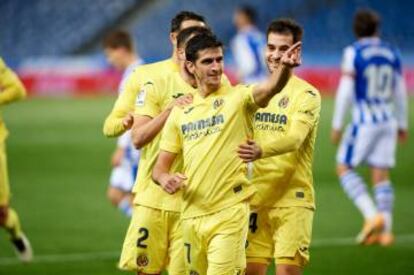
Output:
[123,54,139,70]
[180,65,197,88]
[171,50,180,66]
[198,83,219,98]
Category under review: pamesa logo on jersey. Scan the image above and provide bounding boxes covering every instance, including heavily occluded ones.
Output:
[181,114,225,135]
[255,112,288,125]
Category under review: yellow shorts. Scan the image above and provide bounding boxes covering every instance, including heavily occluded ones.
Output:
[0,142,10,206]
[182,202,249,275]
[119,205,184,274]
[246,207,314,267]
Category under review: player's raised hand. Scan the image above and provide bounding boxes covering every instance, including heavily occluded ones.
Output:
[174,94,193,108]
[159,173,187,194]
[330,129,342,145]
[281,41,302,67]
[122,113,134,129]
[237,139,262,162]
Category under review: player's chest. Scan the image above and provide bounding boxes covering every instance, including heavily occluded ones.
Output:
[178,96,241,141]
[254,94,294,133]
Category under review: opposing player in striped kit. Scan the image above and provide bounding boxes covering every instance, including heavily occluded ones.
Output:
[331,9,408,246]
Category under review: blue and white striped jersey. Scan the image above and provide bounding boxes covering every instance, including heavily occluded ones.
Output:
[231,26,267,84]
[332,38,407,129]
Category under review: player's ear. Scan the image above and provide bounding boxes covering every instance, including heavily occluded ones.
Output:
[177,48,185,61]
[170,32,177,47]
[185,60,195,75]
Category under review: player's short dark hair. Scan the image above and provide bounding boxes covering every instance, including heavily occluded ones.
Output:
[185,33,223,62]
[177,26,212,48]
[102,30,133,52]
[353,9,380,38]
[266,18,303,43]
[170,11,206,33]
[237,5,257,24]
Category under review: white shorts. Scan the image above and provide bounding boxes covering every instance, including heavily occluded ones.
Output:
[336,121,397,168]
[109,159,137,192]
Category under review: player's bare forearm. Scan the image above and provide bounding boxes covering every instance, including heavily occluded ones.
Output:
[152,150,176,183]
[152,150,185,194]
[132,109,172,149]
[132,95,192,149]
[253,66,291,107]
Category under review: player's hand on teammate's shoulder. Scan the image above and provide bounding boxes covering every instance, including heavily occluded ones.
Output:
[398,129,408,144]
[158,173,187,194]
[122,112,134,130]
[330,129,342,145]
[237,139,263,162]
[168,94,194,111]
[281,41,302,68]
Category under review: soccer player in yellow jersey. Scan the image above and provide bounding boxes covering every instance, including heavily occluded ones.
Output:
[119,26,213,274]
[0,58,33,262]
[237,19,321,275]
[103,11,207,138]
[152,33,301,275]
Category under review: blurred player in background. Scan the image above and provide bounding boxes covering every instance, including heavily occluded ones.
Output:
[0,57,32,262]
[237,19,320,275]
[152,32,301,275]
[103,12,208,274]
[103,30,143,217]
[231,5,267,84]
[331,9,408,246]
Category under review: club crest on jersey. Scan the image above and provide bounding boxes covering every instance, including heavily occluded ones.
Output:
[136,254,149,267]
[278,96,289,108]
[213,98,224,109]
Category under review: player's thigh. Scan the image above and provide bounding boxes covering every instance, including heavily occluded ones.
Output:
[182,217,207,275]
[246,209,273,267]
[0,142,10,206]
[336,124,375,167]
[367,122,397,170]
[206,202,249,275]
[269,207,314,268]
[119,205,168,273]
[166,211,185,275]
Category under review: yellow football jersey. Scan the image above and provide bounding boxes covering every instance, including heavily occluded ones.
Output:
[251,75,321,209]
[133,72,197,211]
[103,58,179,137]
[160,84,258,219]
[0,58,26,142]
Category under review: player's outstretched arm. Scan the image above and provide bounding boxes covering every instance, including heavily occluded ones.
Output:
[152,150,186,194]
[0,62,26,105]
[252,42,301,108]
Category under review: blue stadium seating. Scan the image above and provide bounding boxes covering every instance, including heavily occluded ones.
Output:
[1,0,413,65]
[0,0,138,62]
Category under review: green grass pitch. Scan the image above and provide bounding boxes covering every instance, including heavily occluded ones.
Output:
[0,96,413,274]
